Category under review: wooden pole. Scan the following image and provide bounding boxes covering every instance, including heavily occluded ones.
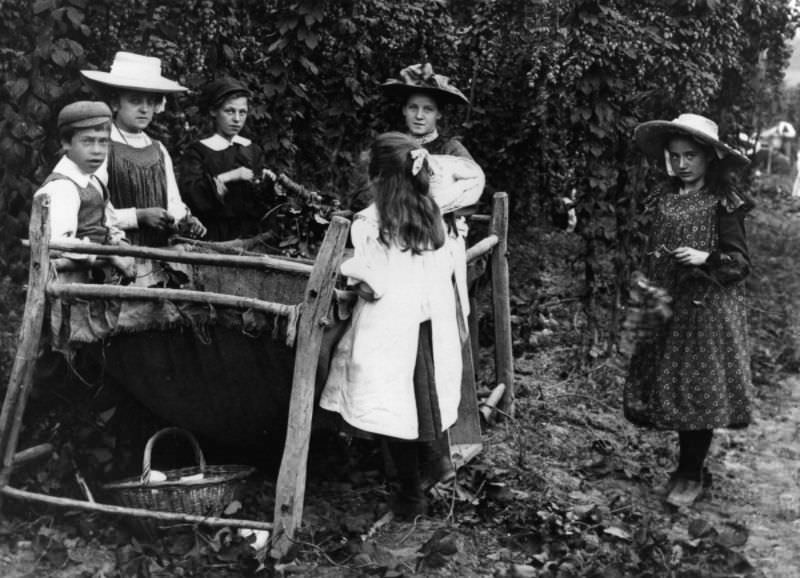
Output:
[48,283,295,318]
[489,193,514,416]
[1,486,273,531]
[47,240,313,275]
[0,194,51,507]
[271,216,350,559]
[12,443,53,466]
[466,234,499,263]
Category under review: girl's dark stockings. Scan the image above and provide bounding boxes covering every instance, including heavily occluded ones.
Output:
[677,429,713,481]
[386,440,427,519]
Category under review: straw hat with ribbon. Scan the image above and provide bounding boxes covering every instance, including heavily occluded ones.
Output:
[380,63,469,106]
[634,113,749,168]
[81,51,187,94]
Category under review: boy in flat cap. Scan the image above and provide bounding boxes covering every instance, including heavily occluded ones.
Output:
[40,100,136,278]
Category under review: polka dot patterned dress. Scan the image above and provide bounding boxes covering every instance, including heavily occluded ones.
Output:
[624,186,751,430]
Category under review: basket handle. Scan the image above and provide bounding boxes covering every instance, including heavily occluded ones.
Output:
[141,427,206,484]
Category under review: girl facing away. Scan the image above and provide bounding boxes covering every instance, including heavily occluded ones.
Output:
[320,131,483,519]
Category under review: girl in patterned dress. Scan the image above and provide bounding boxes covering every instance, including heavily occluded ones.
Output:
[625,114,753,507]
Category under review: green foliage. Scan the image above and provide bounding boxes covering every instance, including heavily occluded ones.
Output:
[0,0,797,346]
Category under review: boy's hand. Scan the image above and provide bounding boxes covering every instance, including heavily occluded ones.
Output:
[137,208,175,231]
[109,255,137,280]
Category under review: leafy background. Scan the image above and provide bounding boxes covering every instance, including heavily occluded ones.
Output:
[1,0,797,352]
[2,1,800,575]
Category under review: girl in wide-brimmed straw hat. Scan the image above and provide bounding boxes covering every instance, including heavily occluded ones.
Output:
[624,113,753,508]
[81,51,206,246]
[177,76,270,241]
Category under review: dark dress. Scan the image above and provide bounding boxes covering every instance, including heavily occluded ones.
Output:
[624,183,752,430]
[108,140,168,246]
[178,137,270,241]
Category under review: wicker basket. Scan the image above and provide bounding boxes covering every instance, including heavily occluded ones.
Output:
[102,427,255,538]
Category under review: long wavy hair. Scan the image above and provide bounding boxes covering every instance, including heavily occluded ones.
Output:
[369,131,445,254]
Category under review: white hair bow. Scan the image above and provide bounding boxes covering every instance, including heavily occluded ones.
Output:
[410,148,429,176]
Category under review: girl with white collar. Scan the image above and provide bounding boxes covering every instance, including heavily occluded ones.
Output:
[178,77,268,241]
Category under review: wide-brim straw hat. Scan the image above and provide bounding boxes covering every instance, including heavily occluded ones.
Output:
[81,51,187,94]
[380,63,469,106]
[634,113,749,168]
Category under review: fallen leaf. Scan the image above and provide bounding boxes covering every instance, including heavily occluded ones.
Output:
[603,526,631,541]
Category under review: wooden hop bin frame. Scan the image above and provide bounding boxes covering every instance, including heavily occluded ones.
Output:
[0,191,512,559]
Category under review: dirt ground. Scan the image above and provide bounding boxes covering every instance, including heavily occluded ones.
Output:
[0,188,799,576]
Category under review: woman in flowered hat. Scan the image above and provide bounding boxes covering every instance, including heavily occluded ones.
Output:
[380,63,473,159]
[81,51,206,246]
[625,113,753,507]
[177,77,269,242]
[377,64,484,488]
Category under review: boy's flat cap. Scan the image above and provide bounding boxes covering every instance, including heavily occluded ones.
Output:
[57,101,112,129]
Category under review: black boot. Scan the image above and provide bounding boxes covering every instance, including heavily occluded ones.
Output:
[386,441,427,520]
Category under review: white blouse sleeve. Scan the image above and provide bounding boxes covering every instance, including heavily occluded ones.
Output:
[159,142,190,223]
[428,155,485,214]
[339,212,390,299]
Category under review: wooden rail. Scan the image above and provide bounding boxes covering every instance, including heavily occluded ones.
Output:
[48,283,296,318]
[47,240,313,275]
[466,234,499,263]
[1,486,273,531]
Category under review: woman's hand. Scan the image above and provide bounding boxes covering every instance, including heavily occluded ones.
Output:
[672,246,709,266]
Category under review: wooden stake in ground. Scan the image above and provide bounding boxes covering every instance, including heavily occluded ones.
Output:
[0,193,51,508]
[271,216,350,559]
[490,193,514,416]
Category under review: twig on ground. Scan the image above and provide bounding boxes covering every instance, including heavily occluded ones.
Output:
[547,393,618,415]
[398,517,422,545]
[288,535,348,567]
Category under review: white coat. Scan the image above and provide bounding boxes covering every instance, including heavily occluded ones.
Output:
[319,154,484,440]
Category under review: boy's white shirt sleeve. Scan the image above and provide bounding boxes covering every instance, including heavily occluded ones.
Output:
[45,179,82,243]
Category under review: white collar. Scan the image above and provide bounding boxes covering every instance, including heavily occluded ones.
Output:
[411,129,439,146]
[200,133,252,151]
[111,123,152,146]
[53,155,97,188]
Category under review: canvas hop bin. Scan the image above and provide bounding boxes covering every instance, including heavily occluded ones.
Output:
[102,427,255,538]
